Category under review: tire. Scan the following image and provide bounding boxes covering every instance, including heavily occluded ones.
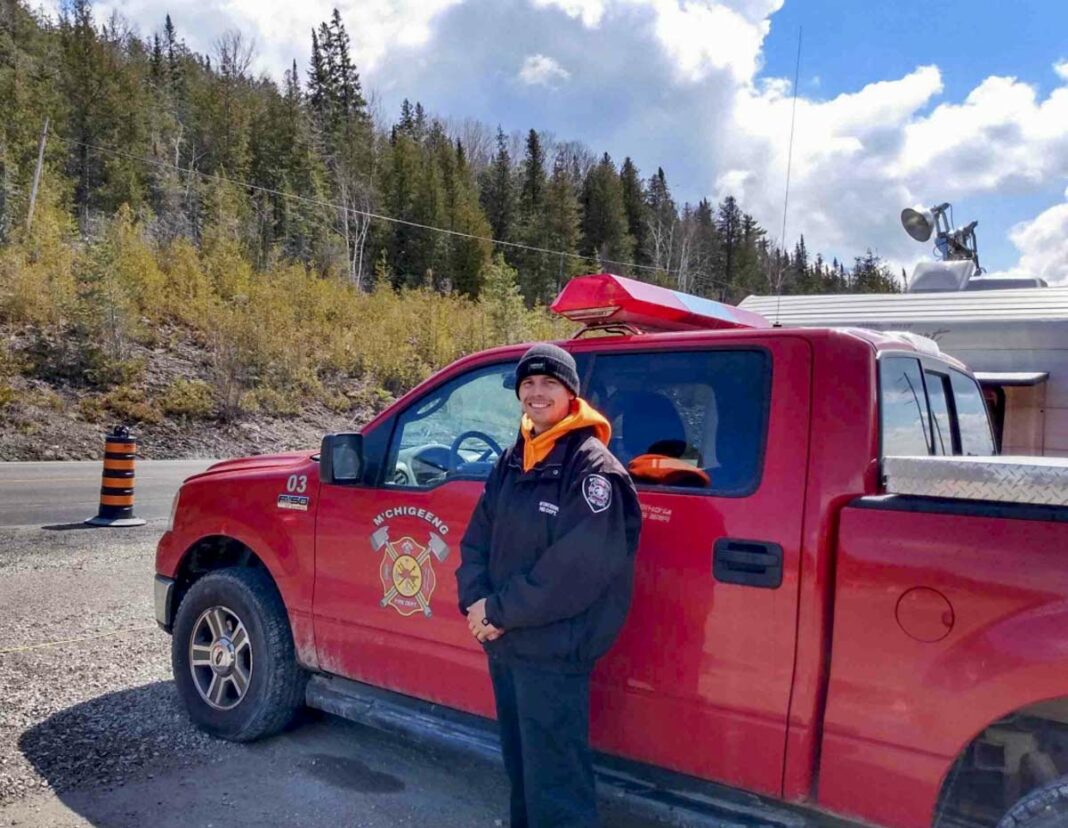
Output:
[171,567,307,742]
[998,775,1068,828]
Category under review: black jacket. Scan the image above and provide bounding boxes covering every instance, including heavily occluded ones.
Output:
[456,426,642,672]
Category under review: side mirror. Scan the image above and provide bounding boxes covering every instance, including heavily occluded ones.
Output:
[320,433,364,485]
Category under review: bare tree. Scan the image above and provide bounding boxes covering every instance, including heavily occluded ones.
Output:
[214,30,254,80]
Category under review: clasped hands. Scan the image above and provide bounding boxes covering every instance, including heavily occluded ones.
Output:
[466,598,505,643]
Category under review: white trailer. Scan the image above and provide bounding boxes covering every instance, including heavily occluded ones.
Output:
[740,286,1068,457]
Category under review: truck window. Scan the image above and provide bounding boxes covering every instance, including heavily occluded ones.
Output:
[585,349,770,496]
[384,362,519,488]
[924,371,954,455]
[949,371,996,456]
[880,357,932,456]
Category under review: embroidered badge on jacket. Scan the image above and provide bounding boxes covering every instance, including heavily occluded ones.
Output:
[539,501,559,516]
[582,474,612,513]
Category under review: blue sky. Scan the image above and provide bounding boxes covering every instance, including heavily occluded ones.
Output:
[763,1,1068,102]
[758,0,1068,275]
[75,0,1068,284]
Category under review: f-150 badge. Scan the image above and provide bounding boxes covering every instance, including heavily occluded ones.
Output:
[370,525,450,617]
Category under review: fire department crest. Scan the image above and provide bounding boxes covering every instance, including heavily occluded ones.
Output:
[370,525,450,617]
[582,474,612,513]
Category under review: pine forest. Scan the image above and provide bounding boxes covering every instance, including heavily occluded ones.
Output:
[0,0,901,452]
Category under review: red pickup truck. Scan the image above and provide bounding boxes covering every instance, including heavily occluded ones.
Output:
[155,274,1068,828]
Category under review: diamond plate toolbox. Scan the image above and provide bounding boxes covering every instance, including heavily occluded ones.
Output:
[883,455,1068,507]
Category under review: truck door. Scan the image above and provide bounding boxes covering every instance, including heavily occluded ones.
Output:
[583,340,811,797]
[313,359,520,717]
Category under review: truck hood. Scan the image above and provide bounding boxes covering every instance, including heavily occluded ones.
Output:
[186,451,315,482]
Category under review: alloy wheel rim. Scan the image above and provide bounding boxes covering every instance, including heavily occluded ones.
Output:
[189,605,253,711]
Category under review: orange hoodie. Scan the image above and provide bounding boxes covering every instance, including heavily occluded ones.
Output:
[521,398,611,472]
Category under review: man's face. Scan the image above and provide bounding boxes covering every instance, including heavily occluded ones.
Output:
[519,375,573,432]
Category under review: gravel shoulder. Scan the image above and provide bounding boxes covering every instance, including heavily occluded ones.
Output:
[0,522,228,806]
[0,524,669,827]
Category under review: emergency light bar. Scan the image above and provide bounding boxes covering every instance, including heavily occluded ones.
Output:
[551,273,771,334]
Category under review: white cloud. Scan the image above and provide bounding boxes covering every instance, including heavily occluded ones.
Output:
[532,0,782,83]
[713,63,1068,276]
[649,0,772,83]
[996,188,1068,285]
[531,0,607,26]
[518,54,572,86]
[1055,60,1068,82]
[80,0,461,79]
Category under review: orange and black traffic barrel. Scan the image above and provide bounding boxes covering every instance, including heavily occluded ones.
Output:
[85,425,146,527]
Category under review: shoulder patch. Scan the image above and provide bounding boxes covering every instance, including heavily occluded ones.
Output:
[582,474,612,514]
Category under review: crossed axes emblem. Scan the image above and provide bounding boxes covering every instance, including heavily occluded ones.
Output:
[371,526,449,618]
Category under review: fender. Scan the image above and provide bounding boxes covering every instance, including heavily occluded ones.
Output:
[820,501,1068,828]
[156,454,321,667]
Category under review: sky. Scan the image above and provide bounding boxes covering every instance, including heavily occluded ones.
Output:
[49,0,1068,286]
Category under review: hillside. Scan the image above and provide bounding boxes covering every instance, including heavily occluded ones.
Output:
[0,0,902,459]
[0,321,380,461]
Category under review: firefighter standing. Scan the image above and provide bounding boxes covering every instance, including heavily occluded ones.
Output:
[457,343,642,827]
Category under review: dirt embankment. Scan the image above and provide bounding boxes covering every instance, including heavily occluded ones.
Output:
[0,325,388,462]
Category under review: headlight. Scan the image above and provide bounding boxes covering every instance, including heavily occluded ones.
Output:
[166,489,182,532]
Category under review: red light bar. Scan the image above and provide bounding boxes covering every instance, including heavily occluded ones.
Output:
[551,273,770,333]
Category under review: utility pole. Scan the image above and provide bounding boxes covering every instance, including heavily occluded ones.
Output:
[25,117,49,233]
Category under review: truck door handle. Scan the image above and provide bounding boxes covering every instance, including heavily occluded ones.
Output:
[713,539,783,589]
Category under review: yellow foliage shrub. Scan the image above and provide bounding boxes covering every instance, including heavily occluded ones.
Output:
[160,378,214,419]
[104,385,163,424]
[78,394,107,422]
[3,201,576,419]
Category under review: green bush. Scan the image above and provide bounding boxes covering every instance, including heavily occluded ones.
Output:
[160,379,214,419]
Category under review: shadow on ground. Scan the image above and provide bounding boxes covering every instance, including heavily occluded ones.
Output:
[18,681,237,796]
[14,682,513,828]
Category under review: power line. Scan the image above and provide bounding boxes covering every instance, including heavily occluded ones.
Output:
[58,135,697,281]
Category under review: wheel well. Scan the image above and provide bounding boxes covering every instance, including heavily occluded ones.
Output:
[171,536,268,625]
[937,699,1068,826]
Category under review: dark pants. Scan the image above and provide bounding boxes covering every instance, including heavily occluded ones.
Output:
[488,658,597,828]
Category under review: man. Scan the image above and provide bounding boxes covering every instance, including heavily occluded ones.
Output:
[457,342,642,827]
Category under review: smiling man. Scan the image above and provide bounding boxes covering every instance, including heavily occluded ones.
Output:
[456,342,642,827]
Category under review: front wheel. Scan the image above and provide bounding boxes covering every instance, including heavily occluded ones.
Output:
[999,775,1068,828]
[171,567,306,742]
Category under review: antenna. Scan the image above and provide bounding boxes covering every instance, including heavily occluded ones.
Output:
[774,27,802,328]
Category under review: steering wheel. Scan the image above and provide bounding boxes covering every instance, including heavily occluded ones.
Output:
[449,430,504,472]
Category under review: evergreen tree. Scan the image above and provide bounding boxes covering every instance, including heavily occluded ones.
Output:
[479,127,515,245]
[850,250,900,293]
[689,198,719,297]
[581,153,633,269]
[644,167,675,273]
[519,129,546,214]
[514,129,553,302]
[619,157,647,263]
[733,213,765,300]
[445,139,493,296]
[715,195,743,293]
[59,0,151,224]
[541,153,583,298]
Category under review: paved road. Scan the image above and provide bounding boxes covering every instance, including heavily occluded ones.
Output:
[0,460,218,528]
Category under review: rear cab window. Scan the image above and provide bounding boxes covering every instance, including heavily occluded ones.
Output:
[584,349,771,495]
[879,354,996,458]
[880,357,932,455]
[950,370,997,455]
